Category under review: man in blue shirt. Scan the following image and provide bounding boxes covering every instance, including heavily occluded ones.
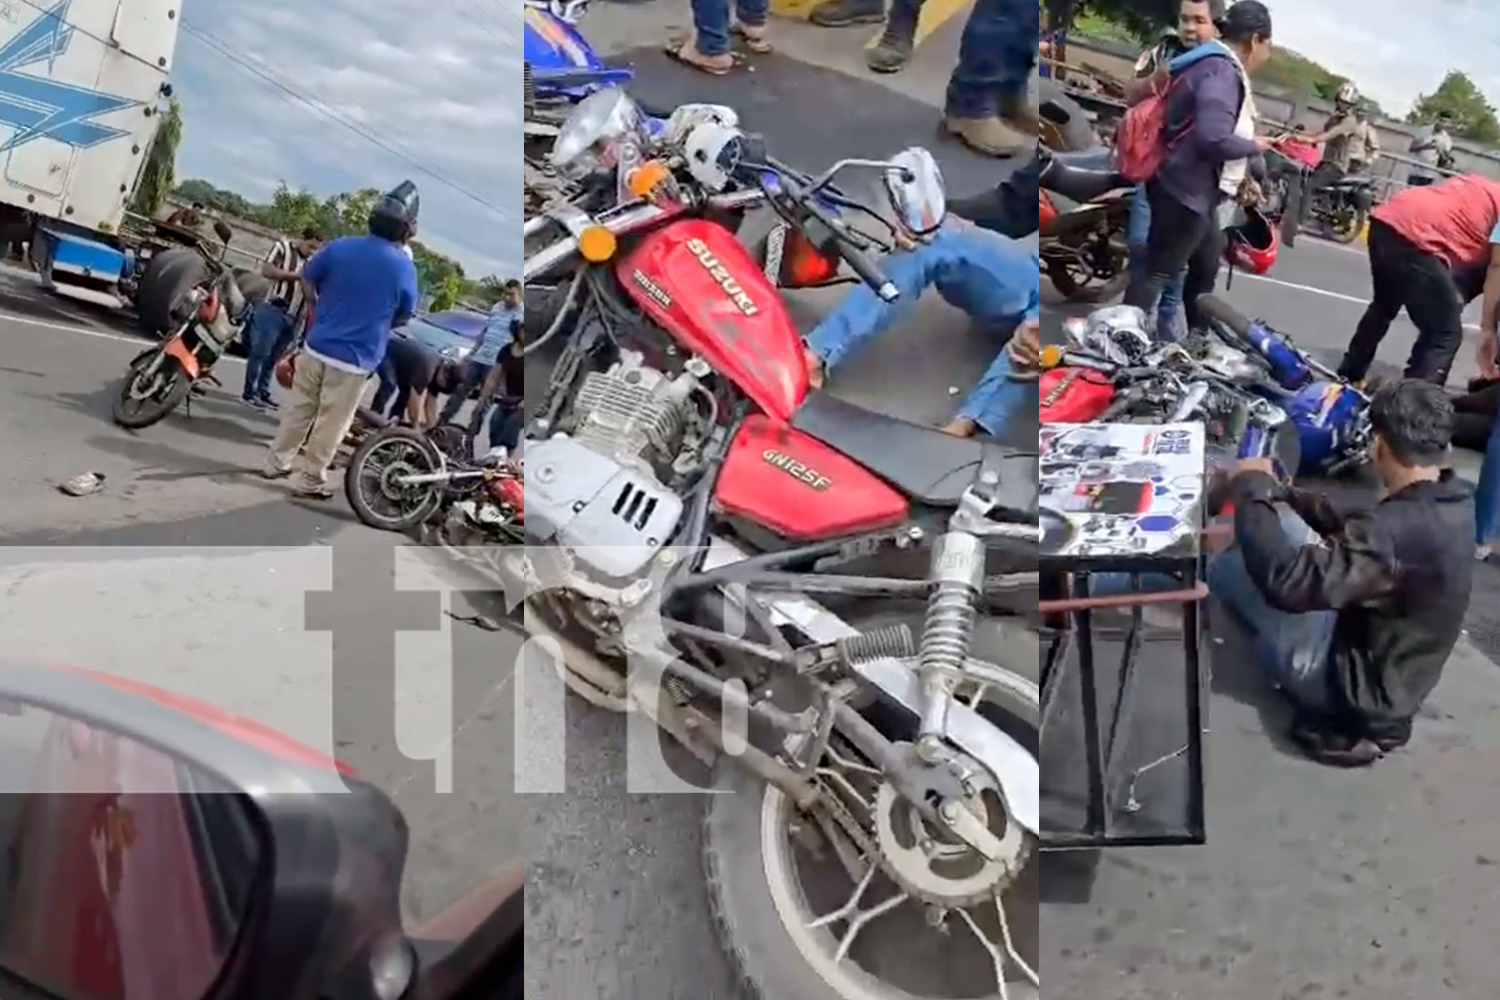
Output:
[439,279,523,427]
[261,181,421,498]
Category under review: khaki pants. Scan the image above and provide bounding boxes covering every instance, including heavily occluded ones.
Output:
[264,354,369,490]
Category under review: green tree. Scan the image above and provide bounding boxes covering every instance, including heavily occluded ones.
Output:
[130,97,181,219]
[1070,0,1175,42]
[1408,70,1500,145]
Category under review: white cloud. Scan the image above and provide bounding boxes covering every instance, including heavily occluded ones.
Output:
[170,0,521,276]
[1276,0,1500,118]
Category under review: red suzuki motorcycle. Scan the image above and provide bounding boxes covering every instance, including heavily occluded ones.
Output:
[522,90,1041,1000]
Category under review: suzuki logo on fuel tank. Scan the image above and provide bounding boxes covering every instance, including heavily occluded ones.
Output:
[686,237,759,316]
[763,449,831,491]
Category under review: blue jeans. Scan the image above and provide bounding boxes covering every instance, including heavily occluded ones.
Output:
[1126,185,1186,341]
[690,0,769,56]
[805,220,1038,437]
[489,406,524,452]
[1475,414,1500,545]
[1091,511,1336,709]
[946,0,1036,118]
[241,301,295,401]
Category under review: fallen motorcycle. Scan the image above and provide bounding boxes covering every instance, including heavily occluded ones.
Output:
[1195,295,1372,476]
[0,662,523,999]
[110,250,250,429]
[1038,147,1131,303]
[524,92,1042,999]
[344,424,524,544]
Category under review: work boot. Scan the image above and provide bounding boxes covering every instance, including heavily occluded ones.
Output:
[811,0,886,27]
[866,14,918,73]
[944,115,1031,158]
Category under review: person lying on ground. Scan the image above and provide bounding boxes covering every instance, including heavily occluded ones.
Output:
[802,208,1039,440]
[1211,380,1472,766]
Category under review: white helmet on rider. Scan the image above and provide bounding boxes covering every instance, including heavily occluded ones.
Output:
[1335,82,1359,109]
[681,121,745,193]
[883,147,947,239]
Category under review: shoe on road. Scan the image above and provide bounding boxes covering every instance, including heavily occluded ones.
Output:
[944,115,1031,158]
[867,16,917,73]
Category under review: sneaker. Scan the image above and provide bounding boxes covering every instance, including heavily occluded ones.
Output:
[943,115,1031,158]
[1288,712,1382,767]
[241,395,265,410]
[810,0,885,27]
[866,17,917,73]
[258,465,291,481]
[257,394,280,411]
[1363,717,1412,754]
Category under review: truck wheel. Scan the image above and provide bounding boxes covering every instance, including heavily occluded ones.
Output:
[136,248,208,339]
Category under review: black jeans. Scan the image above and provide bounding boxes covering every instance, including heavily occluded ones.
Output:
[438,359,493,424]
[950,149,1039,238]
[1338,219,1465,385]
[1122,183,1216,328]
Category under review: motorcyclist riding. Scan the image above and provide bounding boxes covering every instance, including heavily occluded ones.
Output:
[802,150,1040,439]
[1290,81,1363,240]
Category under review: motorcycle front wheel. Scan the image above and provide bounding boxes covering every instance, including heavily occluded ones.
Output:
[344,426,447,532]
[1326,206,1367,244]
[704,630,1040,1000]
[111,350,192,428]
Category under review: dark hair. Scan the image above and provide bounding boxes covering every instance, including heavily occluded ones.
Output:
[191,202,204,209]
[1369,379,1453,466]
[1217,0,1271,43]
[301,226,324,242]
[1182,0,1227,18]
[503,278,521,292]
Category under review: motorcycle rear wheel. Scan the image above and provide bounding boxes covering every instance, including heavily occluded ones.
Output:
[344,426,447,532]
[111,351,191,428]
[705,616,1040,1000]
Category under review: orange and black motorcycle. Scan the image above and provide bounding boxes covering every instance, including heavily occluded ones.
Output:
[1037,146,1132,303]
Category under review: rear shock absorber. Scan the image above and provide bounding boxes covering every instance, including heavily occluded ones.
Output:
[914,528,986,761]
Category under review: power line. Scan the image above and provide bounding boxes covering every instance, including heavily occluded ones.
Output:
[179,22,511,216]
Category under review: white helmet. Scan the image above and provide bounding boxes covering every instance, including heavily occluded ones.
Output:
[1067,305,1152,366]
[661,103,740,148]
[1335,82,1359,107]
[883,147,946,238]
[681,121,744,193]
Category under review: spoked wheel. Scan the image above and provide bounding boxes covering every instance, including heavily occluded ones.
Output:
[705,654,1039,1000]
[112,350,191,428]
[344,426,446,532]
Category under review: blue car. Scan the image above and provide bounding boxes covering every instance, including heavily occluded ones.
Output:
[399,310,486,362]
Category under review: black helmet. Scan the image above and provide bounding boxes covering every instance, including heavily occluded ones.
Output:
[369,180,420,242]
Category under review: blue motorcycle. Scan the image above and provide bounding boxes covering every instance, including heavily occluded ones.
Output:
[524,0,634,116]
[1196,295,1372,477]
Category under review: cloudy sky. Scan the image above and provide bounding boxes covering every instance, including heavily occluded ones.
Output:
[170,0,521,277]
[1275,0,1498,117]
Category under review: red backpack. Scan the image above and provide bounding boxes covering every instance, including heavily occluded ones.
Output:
[1115,44,1233,183]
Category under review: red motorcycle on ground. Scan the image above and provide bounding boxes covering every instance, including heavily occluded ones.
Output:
[521,90,1041,1000]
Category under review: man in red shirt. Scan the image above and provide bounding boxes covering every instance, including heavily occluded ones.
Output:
[1339,174,1500,386]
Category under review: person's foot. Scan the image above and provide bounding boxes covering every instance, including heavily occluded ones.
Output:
[242,395,267,411]
[258,464,291,481]
[804,347,827,390]
[256,393,280,411]
[866,16,918,73]
[1363,716,1412,754]
[810,0,885,27]
[664,37,735,75]
[941,417,977,438]
[730,20,772,53]
[289,478,334,500]
[1477,544,1494,562]
[944,116,1031,158]
[999,97,1041,136]
[1288,712,1383,767]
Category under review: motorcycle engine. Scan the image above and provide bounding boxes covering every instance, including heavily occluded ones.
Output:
[525,350,703,581]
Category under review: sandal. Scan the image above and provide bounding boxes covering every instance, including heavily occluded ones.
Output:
[663,37,736,75]
[731,22,773,53]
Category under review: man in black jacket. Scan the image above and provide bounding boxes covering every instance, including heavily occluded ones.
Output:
[1210,380,1474,766]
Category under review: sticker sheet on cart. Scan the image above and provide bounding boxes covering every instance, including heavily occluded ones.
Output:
[1038,422,1207,557]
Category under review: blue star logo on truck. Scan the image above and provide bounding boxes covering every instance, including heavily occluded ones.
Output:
[0,0,141,153]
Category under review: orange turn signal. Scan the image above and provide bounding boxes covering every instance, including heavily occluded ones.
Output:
[626,160,673,200]
[1038,345,1063,369]
[577,226,617,263]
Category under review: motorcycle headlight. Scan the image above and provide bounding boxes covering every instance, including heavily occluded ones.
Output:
[550,88,648,180]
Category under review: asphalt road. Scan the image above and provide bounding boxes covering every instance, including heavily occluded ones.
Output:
[1039,235,1500,998]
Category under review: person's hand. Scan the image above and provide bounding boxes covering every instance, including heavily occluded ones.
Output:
[1151,63,1169,92]
[1253,135,1275,152]
[804,347,826,390]
[1238,178,1263,207]
[1233,457,1278,478]
[1477,333,1500,380]
[1008,320,1041,368]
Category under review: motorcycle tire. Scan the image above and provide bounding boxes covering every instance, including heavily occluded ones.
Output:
[135,248,208,339]
[111,350,191,428]
[344,426,446,532]
[1194,294,1262,354]
[1328,207,1367,245]
[1045,257,1129,303]
[1038,80,1096,152]
[703,613,1039,1000]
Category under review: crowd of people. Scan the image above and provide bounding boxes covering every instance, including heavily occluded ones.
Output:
[233,183,523,500]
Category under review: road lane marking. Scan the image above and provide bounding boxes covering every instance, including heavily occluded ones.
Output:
[1227,270,1482,332]
[0,312,248,363]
